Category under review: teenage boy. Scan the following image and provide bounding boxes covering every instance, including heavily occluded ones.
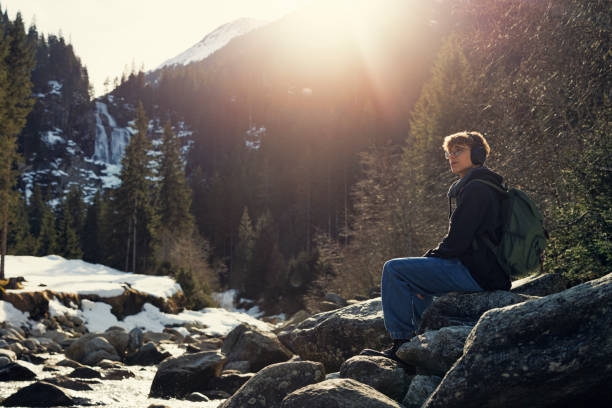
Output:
[365,131,510,362]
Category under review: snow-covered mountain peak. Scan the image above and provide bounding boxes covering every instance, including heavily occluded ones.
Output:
[157,17,267,69]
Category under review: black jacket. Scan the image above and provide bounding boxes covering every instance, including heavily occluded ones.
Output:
[425,167,511,291]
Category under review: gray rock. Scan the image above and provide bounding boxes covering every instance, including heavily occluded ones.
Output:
[104,368,135,380]
[220,360,325,408]
[424,273,612,408]
[1,381,74,407]
[223,360,250,373]
[281,378,402,408]
[43,375,94,391]
[128,327,144,353]
[278,298,388,372]
[34,337,63,353]
[511,273,567,296]
[44,329,70,345]
[0,348,16,367]
[68,366,102,379]
[143,331,172,343]
[0,362,37,381]
[396,326,472,376]
[339,355,410,401]
[222,324,293,372]
[402,375,442,408]
[22,338,41,352]
[102,326,130,356]
[206,371,254,395]
[66,333,121,365]
[7,342,26,357]
[0,356,12,368]
[149,351,226,399]
[56,358,84,368]
[126,342,170,366]
[418,291,535,333]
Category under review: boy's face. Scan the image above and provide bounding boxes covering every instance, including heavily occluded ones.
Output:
[447,144,475,178]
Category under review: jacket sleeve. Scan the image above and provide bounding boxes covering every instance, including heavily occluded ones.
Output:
[426,182,493,258]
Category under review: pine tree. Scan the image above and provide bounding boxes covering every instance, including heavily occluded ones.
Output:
[232,206,255,293]
[82,191,106,263]
[158,121,194,262]
[57,197,82,259]
[37,192,58,256]
[0,13,35,278]
[112,102,157,273]
[400,35,481,252]
[7,195,37,255]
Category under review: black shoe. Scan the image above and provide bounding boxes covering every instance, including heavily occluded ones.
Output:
[360,339,408,361]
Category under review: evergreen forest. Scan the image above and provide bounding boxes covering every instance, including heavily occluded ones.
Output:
[1,0,610,314]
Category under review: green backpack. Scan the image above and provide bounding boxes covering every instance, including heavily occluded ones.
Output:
[467,179,548,277]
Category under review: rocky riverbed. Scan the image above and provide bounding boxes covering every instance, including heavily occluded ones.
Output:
[1,269,611,407]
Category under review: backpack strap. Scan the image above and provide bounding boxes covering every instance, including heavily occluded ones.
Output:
[465,179,509,195]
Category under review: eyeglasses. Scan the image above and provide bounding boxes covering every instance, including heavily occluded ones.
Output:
[444,148,466,160]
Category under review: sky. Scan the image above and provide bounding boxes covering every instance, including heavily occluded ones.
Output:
[2,0,310,96]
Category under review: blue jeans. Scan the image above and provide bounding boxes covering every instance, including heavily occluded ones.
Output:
[381,257,483,339]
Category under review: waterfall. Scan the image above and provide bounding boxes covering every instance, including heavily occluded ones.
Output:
[93,101,133,165]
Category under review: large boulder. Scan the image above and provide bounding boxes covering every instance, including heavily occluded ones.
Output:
[402,375,442,408]
[65,333,121,366]
[280,378,402,408]
[510,273,567,296]
[219,360,325,408]
[1,381,74,407]
[222,324,292,372]
[339,355,410,402]
[418,291,535,333]
[424,272,612,408]
[149,351,226,399]
[396,326,472,376]
[278,298,388,372]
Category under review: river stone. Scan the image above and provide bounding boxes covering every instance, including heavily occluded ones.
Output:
[510,273,567,296]
[424,272,612,408]
[102,326,130,356]
[66,333,121,365]
[126,342,170,365]
[68,366,102,379]
[418,291,536,333]
[2,381,74,406]
[281,378,402,408]
[222,323,292,372]
[339,355,410,401]
[0,362,36,381]
[149,351,226,399]
[402,375,442,408]
[35,337,63,353]
[0,349,16,367]
[219,360,325,408]
[44,375,94,391]
[56,358,84,368]
[206,371,254,395]
[396,325,472,376]
[104,368,135,380]
[278,298,388,372]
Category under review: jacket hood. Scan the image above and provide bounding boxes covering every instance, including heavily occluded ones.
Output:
[447,166,504,198]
